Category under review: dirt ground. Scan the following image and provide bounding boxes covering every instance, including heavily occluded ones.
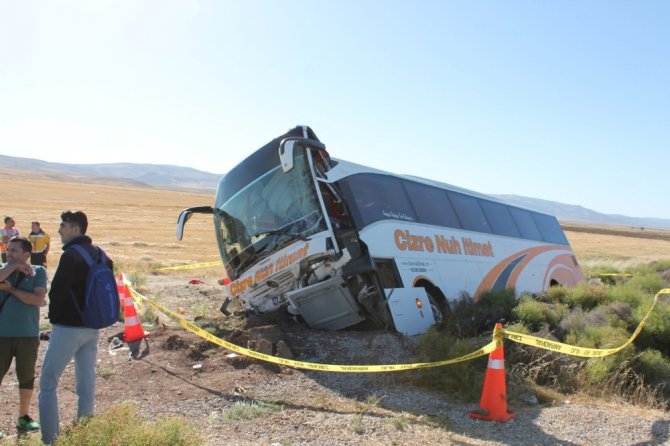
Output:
[1,272,670,446]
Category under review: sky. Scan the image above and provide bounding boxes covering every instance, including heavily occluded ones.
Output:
[1,1,668,219]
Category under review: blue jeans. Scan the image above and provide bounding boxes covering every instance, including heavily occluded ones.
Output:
[39,324,99,445]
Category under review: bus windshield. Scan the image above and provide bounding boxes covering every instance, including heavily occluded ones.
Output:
[214,144,326,279]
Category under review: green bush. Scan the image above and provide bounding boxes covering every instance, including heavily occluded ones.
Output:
[442,289,517,337]
[608,284,646,309]
[512,296,567,331]
[625,273,666,295]
[584,354,626,385]
[546,285,569,304]
[565,324,631,350]
[564,324,634,386]
[634,349,670,395]
[412,329,487,400]
[585,303,633,330]
[633,298,670,357]
[565,283,611,311]
[557,307,586,340]
[504,321,530,335]
[636,259,670,274]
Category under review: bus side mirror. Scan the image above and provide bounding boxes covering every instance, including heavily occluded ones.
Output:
[279,140,296,172]
[176,206,214,240]
[176,210,191,240]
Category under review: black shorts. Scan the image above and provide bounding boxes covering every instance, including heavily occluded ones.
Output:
[0,337,40,389]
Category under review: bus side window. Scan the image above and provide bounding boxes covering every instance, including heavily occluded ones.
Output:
[532,213,569,245]
[448,191,492,234]
[403,180,461,229]
[340,174,417,226]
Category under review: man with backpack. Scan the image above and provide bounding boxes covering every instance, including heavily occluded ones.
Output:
[0,236,47,438]
[39,210,116,445]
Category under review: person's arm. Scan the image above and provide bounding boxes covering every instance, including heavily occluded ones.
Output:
[0,282,46,307]
[0,262,32,282]
[0,262,17,282]
[0,262,34,281]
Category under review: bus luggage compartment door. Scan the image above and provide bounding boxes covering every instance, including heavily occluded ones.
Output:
[286,276,365,331]
[385,288,435,336]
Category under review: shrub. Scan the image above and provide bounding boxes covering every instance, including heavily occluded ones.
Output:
[564,283,611,311]
[568,324,635,386]
[555,307,587,341]
[633,298,670,357]
[637,259,670,274]
[565,324,631,350]
[52,401,203,446]
[443,289,517,337]
[512,296,567,331]
[217,400,282,422]
[546,285,569,304]
[412,329,487,400]
[625,272,666,295]
[507,345,585,395]
[609,284,647,309]
[584,355,624,385]
[634,349,670,396]
[595,359,667,410]
[582,303,633,331]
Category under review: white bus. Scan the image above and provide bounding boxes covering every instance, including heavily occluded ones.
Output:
[177,126,583,334]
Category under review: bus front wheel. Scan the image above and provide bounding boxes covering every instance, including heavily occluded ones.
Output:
[416,282,449,326]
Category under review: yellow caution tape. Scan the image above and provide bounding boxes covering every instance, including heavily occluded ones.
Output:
[502,288,670,358]
[152,261,222,272]
[127,287,496,372]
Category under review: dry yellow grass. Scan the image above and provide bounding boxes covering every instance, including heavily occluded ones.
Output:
[0,167,218,276]
[566,230,670,264]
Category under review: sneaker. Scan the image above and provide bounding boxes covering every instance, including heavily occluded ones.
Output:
[17,415,40,431]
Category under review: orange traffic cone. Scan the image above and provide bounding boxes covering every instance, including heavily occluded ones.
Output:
[469,323,515,422]
[116,273,149,358]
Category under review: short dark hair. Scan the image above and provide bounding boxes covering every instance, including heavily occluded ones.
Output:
[32,221,40,226]
[9,235,32,253]
[4,216,13,224]
[61,210,88,234]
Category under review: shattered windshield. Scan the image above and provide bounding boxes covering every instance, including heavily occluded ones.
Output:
[214,144,326,279]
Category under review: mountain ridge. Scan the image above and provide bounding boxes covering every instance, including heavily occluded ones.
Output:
[1,154,668,229]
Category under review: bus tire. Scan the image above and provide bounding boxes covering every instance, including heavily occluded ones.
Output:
[415,282,449,325]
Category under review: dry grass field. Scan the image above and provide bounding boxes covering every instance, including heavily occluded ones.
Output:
[563,222,670,267]
[0,167,219,277]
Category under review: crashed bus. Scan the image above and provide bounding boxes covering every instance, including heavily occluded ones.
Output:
[177,126,583,335]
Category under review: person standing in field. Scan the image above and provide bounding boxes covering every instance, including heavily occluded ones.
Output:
[0,217,21,263]
[39,210,113,445]
[0,236,47,437]
[28,222,50,268]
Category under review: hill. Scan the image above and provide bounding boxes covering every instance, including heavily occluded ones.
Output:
[0,154,221,191]
[2,154,669,229]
